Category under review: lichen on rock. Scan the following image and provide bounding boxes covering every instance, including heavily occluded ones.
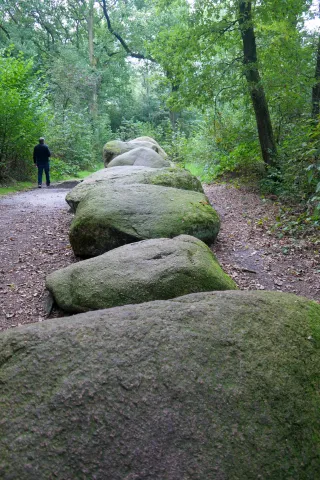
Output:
[66,165,204,213]
[0,291,319,479]
[46,235,237,312]
[69,183,220,257]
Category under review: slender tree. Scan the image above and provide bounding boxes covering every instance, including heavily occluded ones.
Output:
[238,1,277,166]
[88,0,98,120]
[312,1,320,119]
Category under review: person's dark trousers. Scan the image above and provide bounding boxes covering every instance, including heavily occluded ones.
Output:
[37,162,50,186]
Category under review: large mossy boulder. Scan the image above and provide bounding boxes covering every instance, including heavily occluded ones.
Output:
[132,135,160,145]
[69,183,220,257]
[130,136,167,158]
[46,235,237,313]
[0,291,319,479]
[107,147,171,169]
[66,166,204,213]
[103,139,167,166]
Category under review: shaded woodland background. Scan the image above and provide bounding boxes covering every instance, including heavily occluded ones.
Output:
[0,0,320,231]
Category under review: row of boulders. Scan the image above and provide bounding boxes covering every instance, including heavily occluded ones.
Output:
[48,136,235,310]
[65,150,221,258]
[1,136,319,479]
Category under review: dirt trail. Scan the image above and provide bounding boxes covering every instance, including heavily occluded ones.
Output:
[0,185,77,331]
[205,184,320,301]
[0,182,318,332]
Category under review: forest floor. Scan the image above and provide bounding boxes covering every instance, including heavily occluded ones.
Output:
[0,182,319,332]
[205,184,320,302]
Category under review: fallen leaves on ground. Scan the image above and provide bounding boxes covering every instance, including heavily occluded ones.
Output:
[0,198,76,331]
[205,183,319,302]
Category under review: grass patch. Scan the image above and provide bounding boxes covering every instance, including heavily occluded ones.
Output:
[0,181,34,196]
[0,164,104,196]
[75,165,104,179]
[0,163,104,196]
[184,163,214,183]
[51,163,104,182]
[184,163,203,177]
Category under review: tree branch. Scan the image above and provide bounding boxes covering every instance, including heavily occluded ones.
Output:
[0,24,10,39]
[200,18,239,40]
[100,0,155,62]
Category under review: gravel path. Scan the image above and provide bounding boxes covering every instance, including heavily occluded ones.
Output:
[0,185,76,331]
[0,182,318,332]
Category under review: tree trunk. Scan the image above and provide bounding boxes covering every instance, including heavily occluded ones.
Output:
[312,2,320,119]
[169,110,178,129]
[88,6,94,66]
[88,1,98,121]
[165,72,179,129]
[238,1,277,166]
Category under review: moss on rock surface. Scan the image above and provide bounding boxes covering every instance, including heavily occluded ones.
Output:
[0,291,319,479]
[131,136,168,158]
[46,235,237,312]
[107,147,171,169]
[103,139,167,166]
[69,183,220,257]
[66,166,203,213]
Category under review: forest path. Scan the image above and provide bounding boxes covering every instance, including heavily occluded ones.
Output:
[0,181,318,332]
[0,184,77,331]
[205,184,320,302]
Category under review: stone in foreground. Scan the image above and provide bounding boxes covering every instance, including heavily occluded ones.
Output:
[69,183,220,257]
[66,166,204,213]
[107,147,171,169]
[46,235,237,312]
[0,291,319,479]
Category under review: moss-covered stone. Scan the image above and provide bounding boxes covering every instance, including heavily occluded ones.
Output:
[0,291,319,479]
[65,166,204,213]
[46,235,237,312]
[107,147,171,169]
[69,183,220,257]
[149,167,203,192]
[103,139,165,166]
[131,136,168,158]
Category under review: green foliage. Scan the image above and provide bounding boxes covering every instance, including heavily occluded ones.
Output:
[260,167,284,196]
[282,122,320,215]
[147,0,320,229]
[0,181,34,196]
[259,119,320,234]
[48,110,94,169]
[46,46,115,168]
[116,119,164,142]
[49,158,80,181]
[0,48,48,181]
[270,204,319,239]
[50,159,104,182]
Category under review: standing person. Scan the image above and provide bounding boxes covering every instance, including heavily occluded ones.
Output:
[33,137,51,188]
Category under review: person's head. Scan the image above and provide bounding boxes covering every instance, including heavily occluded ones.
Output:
[39,137,45,145]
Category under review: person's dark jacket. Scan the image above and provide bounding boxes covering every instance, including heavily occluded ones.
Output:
[33,144,51,166]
